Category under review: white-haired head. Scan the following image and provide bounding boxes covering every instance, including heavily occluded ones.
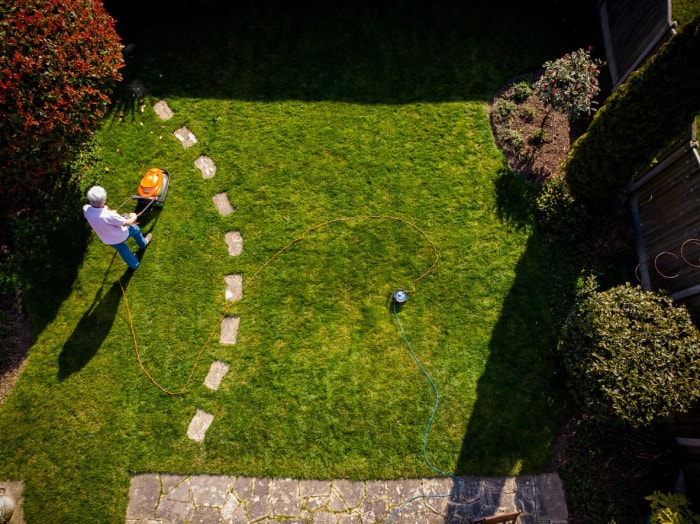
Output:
[86,186,107,207]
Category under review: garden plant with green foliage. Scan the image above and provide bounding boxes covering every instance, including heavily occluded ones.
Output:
[647,491,700,524]
[0,0,123,195]
[560,278,700,427]
[534,47,603,121]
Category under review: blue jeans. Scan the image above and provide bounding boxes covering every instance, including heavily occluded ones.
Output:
[109,225,148,270]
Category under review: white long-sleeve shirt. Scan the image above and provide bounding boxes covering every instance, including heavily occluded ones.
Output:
[83,204,129,245]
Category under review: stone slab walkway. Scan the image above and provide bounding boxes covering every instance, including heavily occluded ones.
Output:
[125,473,567,523]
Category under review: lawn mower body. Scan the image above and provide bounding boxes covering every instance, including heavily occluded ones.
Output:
[131,167,170,213]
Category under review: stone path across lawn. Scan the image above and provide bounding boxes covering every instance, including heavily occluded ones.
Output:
[125,473,568,524]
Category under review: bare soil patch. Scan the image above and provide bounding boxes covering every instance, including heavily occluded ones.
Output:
[0,293,30,405]
[489,71,589,186]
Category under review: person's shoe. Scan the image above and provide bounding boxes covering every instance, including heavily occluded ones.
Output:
[143,233,153,248]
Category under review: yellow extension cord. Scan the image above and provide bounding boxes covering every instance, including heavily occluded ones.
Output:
[119,215,439,395]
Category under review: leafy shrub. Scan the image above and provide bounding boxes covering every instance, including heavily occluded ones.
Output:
[565,15,700,201]
[0,219,36,296]
[647,492,700,524]
[0,136,101,295]
[519,106,536,122]
[503,129,524,152]
[530,127,549,145]
[507,81,534,102]
[0,0,123,195]
[492,99,517,123]
[560,279,700,427]
[535,177,588,245]
[534,47,603,121]
[560,416,675,523]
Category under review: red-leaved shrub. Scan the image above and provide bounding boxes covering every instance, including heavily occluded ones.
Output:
[0,0,123,193]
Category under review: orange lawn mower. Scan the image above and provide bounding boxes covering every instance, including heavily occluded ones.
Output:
[116,167,170,216]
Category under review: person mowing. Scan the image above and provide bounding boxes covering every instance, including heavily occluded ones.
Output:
[83,185,152,270]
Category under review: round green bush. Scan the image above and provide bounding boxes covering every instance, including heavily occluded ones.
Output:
[560,280,700,427]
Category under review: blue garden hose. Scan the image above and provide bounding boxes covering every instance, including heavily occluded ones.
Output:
[388,299,462,523]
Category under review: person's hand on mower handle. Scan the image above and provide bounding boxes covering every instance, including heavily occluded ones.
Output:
[123,212,138,226]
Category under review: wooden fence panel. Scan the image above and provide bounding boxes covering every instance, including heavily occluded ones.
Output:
[630,124,700,307]
[599,0,674,88]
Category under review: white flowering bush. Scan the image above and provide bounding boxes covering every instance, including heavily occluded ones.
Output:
[534,47,604,121]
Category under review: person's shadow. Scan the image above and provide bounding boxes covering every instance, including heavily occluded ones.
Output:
[58,259,133,380]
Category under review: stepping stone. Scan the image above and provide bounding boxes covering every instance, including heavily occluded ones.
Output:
[194,155,216,179]
[225,274,242,302]
[212,192,235,216]
[187,409,214,442]
[204,360,230,390]
[0,481,23,524]
[174,126,198,148]
[225,231,243,256]
[153,100,174,121]
[220,316,240,345]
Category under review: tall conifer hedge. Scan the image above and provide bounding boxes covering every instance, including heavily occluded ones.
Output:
[564,15,700,201]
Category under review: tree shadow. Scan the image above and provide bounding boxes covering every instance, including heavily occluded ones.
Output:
[444,476,542,522]
[23,212,91,338]
[103,0,598,104]
[57,261,133,380]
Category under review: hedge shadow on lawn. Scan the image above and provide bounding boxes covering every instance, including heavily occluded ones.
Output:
[104,0,597,104]
[453,169,576,475]
[23,214,91,339]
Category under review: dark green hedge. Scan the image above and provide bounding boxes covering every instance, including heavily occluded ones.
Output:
[564,15,700,201]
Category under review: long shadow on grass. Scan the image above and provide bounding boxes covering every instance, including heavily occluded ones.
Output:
[23,213,91,338]
[58,261,133,380]
[452,170,577,478]
[104,0,597,104]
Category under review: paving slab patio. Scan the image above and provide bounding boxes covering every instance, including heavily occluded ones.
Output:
[125,473,568,523]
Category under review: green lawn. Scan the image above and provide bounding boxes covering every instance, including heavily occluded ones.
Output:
[0,2,594,521]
